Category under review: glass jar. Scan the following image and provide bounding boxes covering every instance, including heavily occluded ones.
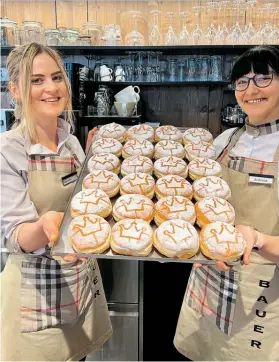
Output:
[45,29,60,46]
[63,29,79,46]
[0,17,17,46]
[21,20,43,44]
[82,21,102,45]
[78,35,91,46]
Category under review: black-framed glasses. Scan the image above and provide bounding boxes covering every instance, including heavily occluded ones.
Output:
[230,72,275,92]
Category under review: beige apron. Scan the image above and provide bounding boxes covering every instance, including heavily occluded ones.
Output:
[1,141,112,361]
[174,126,279,361]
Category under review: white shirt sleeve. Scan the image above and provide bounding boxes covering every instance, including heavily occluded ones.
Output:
[0,134,39,252]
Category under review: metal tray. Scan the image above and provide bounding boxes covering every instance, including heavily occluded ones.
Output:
[51,126,240,266]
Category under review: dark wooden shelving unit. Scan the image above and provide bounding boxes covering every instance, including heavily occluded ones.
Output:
[2,45,279,57]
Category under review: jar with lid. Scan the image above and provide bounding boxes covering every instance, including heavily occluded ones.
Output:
[45,29,60,46]
[78,35,91,46]
[63,29,79,46]
[21,20,43,44]
[0,17,18,46]
[82,21,102,45]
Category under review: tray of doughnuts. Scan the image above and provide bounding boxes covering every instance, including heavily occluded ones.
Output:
[52,123,244,265]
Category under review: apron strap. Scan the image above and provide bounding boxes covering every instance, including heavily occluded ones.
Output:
[273,144,279,163]
[65,141,83,169]
[217,126,245,162]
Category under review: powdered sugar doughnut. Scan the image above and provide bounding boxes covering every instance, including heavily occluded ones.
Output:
[154,219,199,258]
[200,221,246,262]
[185,141,216,161]
[154,140,185,160]
[155,175,193,200]
[195,197,235,228]
[125,124,154,142]
[71,189,112,218]
[183,128,213,145]
[98,122,126,143]
[88,153,120,174]
[188,157,222,180]
[68,214,111,254]
[122,139,154,159]
[154,156,188,179]
[155,125,183,143]
[121,155,153,176]
[111,219,153,256]
[154,196,196,226]
[193,176,231,201]
[120,173,155,199]
[92,137,122,157]
[82,170,120,198]
[113,194,154,223]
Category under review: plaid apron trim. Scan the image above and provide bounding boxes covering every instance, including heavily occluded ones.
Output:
[20,258,88,332]
[186,266,239,336]
[28,155,75,172]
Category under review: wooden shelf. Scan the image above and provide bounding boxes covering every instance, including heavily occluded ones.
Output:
[85,80,230,86]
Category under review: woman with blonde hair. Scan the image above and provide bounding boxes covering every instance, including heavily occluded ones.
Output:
[0,43,112,361]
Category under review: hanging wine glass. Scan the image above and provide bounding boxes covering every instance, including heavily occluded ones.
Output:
[268,7,279,44]
[125,10,145,46]
[226,0,243,45]
[192,6,204,45]
[179,12,190,45]
[149,10,162,46]
[261,3,275,44]
[214,1,224,45]
[164,12,178,45]
[204,2,217,45]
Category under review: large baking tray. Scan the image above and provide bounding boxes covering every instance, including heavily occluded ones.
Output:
[51,126,240,266]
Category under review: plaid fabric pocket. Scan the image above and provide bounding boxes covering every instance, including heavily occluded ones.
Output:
[185,266,239,336]
[20,257,91,333]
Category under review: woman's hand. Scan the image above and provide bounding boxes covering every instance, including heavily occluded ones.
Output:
[40,211,64,244]
[235,225,257,266]
[17,211,64,252]
[85,127,98,154]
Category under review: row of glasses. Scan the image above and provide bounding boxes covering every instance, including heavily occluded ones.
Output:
[90,53,223,83]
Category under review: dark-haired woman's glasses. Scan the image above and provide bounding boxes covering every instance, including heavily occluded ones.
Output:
[231,72,275,92]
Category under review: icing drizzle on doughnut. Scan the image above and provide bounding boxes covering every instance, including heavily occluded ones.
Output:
[92,138,122,153]
[155,140,184,157]
[99,123,125,138]
[203,222,245,255]
[112,219,153,250]
[155,156,187,174]
[123,139,154,156]
[122,156,153,174]
[156,219,199,253]
[83,170,119,191]
[189,158,221,175]
[185,141,216,158]
[127,124,154,140]
[198,197,235,223]
[194,176,230,198]
[71,189,111,214]
[114,194,153,218]
[121,173,155,193]
[184,128,212,142]
[70,215,110,247]
[88,153,120,171]
[156,126,182,140]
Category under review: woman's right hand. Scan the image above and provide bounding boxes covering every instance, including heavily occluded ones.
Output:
[39,211,64,245]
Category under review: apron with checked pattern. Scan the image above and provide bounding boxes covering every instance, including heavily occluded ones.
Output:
[1,140,112,361]
[174,123,279,361]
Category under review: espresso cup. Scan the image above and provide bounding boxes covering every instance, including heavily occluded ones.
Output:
[101,75,113,82]
[115,85,140,103]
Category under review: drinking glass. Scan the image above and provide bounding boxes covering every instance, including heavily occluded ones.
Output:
[125,11,145,46]
[179,12,190,45]
[164,12,177,45]
[149,10,162,46]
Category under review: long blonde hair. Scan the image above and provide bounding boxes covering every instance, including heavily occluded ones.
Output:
[6,43,74,142]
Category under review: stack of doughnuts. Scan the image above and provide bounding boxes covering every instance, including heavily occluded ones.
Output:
[65,123,243,262]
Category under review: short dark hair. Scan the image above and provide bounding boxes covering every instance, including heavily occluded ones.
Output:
[231,46,279,83]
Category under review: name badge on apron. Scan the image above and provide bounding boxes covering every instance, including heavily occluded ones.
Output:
[248,173,274,185]
[62,171,78,186]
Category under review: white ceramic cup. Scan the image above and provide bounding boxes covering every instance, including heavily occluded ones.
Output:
[115,85,140,103]
[114,102,136,117]
[101,75,113,82]
[100,65,113,77]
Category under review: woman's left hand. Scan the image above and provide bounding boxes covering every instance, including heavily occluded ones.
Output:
[85,127,98,154]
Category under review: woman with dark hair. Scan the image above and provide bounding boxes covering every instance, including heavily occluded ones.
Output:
[173,46,279,361]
